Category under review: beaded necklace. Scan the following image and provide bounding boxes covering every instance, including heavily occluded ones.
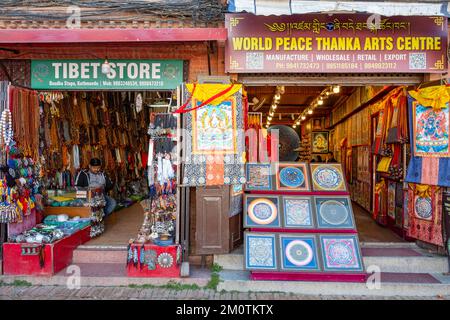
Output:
[0,108,13,147]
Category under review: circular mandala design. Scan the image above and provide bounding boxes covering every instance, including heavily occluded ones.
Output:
[279,167,305,188]
[415,197,432,220]
[157,252,174,268]
[285,240,313,266]
[328,242,354,265]
[248,198,277,225]
[319,200,349,225]
[313,167,342,190]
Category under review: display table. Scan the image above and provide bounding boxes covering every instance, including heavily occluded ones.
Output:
[127,243,181,278]
[2,226,91,276]
[43,206,92,218]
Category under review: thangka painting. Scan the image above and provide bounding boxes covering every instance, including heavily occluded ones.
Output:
[311,131,329,154]
[245,232,278,270]
[182,84,245,186]
[387,182,396,220]
[275,162,310,192]
[282,196,315,229]
[279,235,321,272]
[412,101,450,157]
[244,195,281,228]
[245,163,272,191]
[315,196,355,230]
[319,235,364,273]
[310,163,347,192]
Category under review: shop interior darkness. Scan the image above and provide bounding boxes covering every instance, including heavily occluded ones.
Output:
[0,0,226,24]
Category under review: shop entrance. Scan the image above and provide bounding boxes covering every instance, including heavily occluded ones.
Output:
[38,90,177,246]
[244,82,416,243]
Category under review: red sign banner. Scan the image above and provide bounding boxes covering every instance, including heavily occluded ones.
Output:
[225,13,448,73]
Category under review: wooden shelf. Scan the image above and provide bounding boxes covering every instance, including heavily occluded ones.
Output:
[43,206,91,218]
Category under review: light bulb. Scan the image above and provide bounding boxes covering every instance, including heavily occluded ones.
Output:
[333,85,340,93]
[101,59,111,75]
[272,104,277,110]
[301,115,306,120]
[269,112,274,117]
[268,116,272,121]
[292,125,296,128]
[274,93,281,100]
[308,109,313,114]
[296,121,300,125]
[318,99,324,105]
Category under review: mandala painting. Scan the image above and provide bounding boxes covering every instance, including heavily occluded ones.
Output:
[279,235,321,271]
[414,196,433,221]
[282,196,315,228]
[312,131,329,154]
[245,163,272,191]
[412,102,450,157]
[244,195,280,228]
[275,162,310,191]
[245,233,278,270]
[315,196,355,229]
[310,164,346,192]
[320,235,364,272]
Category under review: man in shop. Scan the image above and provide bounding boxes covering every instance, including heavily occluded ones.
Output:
[326,151,338,163]
[75,158,117,216]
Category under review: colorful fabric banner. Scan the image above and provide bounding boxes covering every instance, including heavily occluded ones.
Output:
[406,95,450,187]
[182,84,246,186]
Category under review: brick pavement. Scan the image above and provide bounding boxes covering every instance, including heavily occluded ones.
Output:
[0,285,449,300]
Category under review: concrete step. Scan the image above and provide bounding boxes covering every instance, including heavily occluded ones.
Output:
[216,270,450,297]
[72,245,127,264]
[214,245,450,274]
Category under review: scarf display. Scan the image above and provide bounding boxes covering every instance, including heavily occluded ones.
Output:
[181,84,246,186]
[407,183,444,247]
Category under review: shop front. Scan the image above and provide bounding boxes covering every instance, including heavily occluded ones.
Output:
[201,11,450,280]
[0,26,227,278]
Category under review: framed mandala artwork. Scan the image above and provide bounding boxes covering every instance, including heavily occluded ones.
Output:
[245,232,278,271]
[279,235,321,272]
[244,195,281,228]
[245,163,273,191]
[319,234,364,272]
[414,195,433,221]
[282,196,315,229]
[315,196,355,230]
[275,162,310,192]
[310,163,347,192]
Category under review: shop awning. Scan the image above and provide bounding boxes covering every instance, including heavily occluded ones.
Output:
[0,28,227,44]
[228,0,450,17]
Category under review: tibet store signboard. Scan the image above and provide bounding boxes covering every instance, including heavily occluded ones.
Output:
[31,60,183,90]
[225,14,448,73]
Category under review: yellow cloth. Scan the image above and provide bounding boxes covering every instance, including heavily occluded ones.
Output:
[408,85,450,111]
[50,196,75,202]
[186,84,242,106]
[375,179,386,194]
[377,157,392,173]
[413,184,437,198]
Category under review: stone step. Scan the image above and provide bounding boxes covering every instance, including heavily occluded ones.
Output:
[216,270,450,297]
[214,246,449,274]
[72,246,128,264]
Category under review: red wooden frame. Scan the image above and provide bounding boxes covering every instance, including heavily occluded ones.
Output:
[0,28,227,43]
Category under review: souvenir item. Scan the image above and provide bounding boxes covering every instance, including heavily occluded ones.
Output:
[279,235,320,271]
[315,196,355,229]
[282,196,315,229]
[310,164,346,192]
[319,235,364,272]
[275,162,310,191]
[245,163,272,191]
[157,252,174,268]
[311,131,329,154]
[144,249,157,270]
[245,232,278,270]
[387,182,396,219]
[182,84,245,186]
[244,195,280,228]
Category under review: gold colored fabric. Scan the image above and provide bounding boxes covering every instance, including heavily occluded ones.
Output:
[408,85,450,111]
[186,84,242,106]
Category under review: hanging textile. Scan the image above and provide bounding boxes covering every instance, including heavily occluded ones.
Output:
[181,84,245,186]
[407,183,444,247]
[406,94,450,187]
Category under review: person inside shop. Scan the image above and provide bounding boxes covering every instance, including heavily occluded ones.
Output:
[311,155,322,163]
[326,151,338,163]
[75,158,117,216]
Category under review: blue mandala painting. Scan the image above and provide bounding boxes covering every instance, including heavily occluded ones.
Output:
[319,235,364,272]
[282,196,315,229]
[245,163,273,191]
[310,164,346,191]
[280,235,321,271]
[276,163,310,191]
[315,196,355,229]
[245,233,278,270]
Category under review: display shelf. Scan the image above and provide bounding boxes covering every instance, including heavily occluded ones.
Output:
[43,206,92,218]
